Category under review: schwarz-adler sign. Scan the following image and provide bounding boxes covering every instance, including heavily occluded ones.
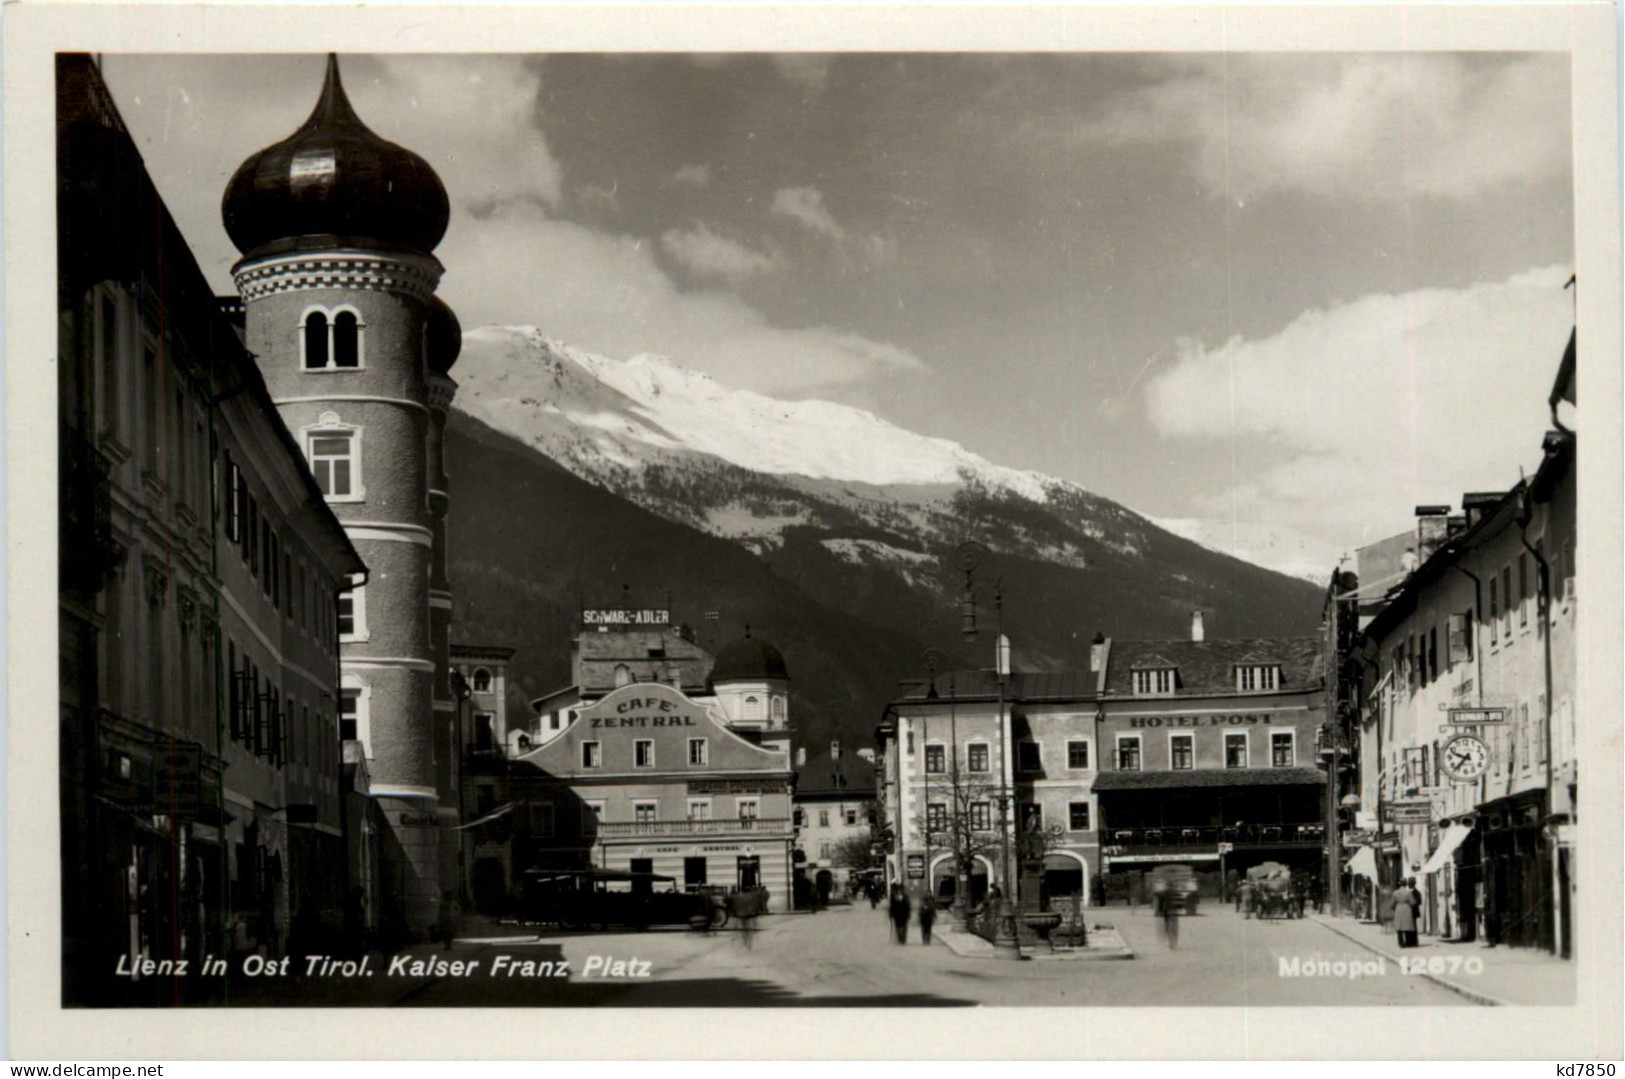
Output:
[583,608,670,627]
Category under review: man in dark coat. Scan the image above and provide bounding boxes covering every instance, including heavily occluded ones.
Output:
[1392,877,1421,947]
[888,886,912,945]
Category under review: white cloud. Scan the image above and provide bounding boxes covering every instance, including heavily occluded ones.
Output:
[671,163,712,187]
[439,202,923,396]
[661,223,779,281]
[772,185,845,239]
[1075,54,1569,201]
[1143,265,1575,544]
[368,56,563,212]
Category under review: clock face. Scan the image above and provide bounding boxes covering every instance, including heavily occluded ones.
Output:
[1443,734,1490,780]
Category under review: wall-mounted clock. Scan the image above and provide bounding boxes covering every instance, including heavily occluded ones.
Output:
[1442,733,1490,781]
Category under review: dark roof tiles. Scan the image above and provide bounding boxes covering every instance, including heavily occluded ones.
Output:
[1103,638,1322,697]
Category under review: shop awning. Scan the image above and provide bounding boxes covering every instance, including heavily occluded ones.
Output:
[1421,823,1473,876]
[1344,845,1379,882]
[451,801,518,831]
[1092,766,1326,791]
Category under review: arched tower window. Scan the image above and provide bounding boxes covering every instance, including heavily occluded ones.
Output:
[472,667,492,693]
[333,310,361,368]
[303,310,329,369]
[770,697,786,723]
[300,306,365,370]
[743,695,763,722]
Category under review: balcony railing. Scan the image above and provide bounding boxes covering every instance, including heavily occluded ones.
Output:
[596,817,792,838]
[1104,823,1325,850]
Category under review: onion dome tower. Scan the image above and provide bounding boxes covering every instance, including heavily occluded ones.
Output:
[223,55,458,940]
[709,629,793,757]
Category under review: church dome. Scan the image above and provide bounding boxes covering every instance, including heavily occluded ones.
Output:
[426,295,462,375]
[222,55,449,257]
[711,632,789,683]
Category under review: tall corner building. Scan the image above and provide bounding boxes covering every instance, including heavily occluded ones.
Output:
[221,55,461,938]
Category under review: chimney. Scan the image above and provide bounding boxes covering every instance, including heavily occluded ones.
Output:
[796,746,807,767]
[1089,631,1107,672]
[1415,505,1451,564]
[1447,514,1467,537]
[1191,610,1205,642]
[1401,548,1418,574]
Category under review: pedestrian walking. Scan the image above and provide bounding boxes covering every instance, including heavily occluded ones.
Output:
[1392,877,1420,948]
[1237,878,1255,919]
[888,885,912,945]
[436,890,459,951]
[918,895,937,945]
[868,880,880,910]
[1154,883,1181,949]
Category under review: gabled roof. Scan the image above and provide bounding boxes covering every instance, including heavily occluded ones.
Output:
[796,747,877,797]
[893,669,1098,705]
[1102,638,1322,697]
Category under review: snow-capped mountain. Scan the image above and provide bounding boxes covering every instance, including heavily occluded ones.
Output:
[458,326,1159,573]
[444,326,1323,769]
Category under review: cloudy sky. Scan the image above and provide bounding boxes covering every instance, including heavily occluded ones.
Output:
[101,52,1575,556]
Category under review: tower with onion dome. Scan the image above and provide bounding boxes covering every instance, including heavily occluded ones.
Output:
[222,55,460,939]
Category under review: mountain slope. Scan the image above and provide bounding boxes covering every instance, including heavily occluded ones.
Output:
[445,328,1326,760]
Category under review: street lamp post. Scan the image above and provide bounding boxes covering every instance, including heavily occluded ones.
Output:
[956,541,1019,948]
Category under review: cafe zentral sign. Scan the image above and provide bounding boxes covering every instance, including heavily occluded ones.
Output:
[1126,713,1278,728]
[583,688,699,730]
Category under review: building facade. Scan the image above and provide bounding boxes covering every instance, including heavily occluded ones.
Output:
[222,56,461,939]
[57,54,362,1002]
[879,670,1101,908]
[507,681,796,898]
[1093,622,1328,896]
[1353,432,1576,953]
[451,643,516,912]
[792,744,877,898]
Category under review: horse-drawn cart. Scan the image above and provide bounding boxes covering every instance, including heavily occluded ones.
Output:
[1247,862,1303,920]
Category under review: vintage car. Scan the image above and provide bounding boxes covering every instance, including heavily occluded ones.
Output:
[521,868,724,931]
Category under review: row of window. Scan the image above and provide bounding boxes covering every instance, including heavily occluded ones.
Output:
[579,737,710,770]
[78,287,211,517]
[225,638,338,776]
[921,739,1090,775]
[1389,542,1579,699]
[925,800,1091,834]
[1129,663,1280,697]
[224,452,342,649]
[794,806,865,828]
[1114,730,1295,770]
[912,731,1296,771]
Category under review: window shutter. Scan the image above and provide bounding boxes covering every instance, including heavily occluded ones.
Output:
[1447,613,1468,663]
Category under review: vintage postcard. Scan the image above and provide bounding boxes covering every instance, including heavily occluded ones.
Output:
[6,0,1621,1061]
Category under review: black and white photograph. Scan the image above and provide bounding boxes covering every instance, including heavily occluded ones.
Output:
[8,0,1622,1060]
